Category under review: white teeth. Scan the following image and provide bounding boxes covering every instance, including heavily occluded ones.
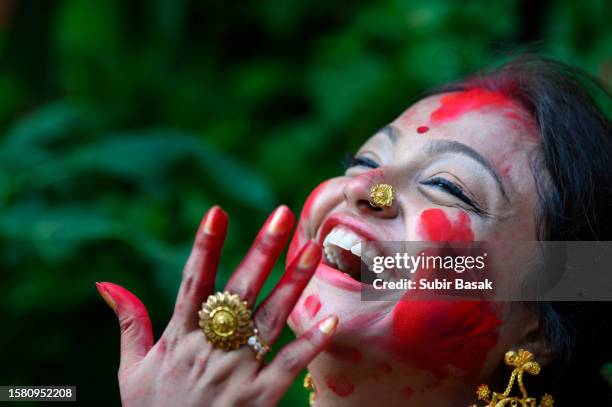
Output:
[323,227,361,250]
[338,232,359,250]
[322,226,371,271]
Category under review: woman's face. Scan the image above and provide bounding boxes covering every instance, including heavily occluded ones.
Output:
[287,89,545,404]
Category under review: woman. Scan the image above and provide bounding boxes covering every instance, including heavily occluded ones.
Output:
[96,56,612,406]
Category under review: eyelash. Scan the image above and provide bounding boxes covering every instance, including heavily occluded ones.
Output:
[421,177,483,214]
[344,154,379,170]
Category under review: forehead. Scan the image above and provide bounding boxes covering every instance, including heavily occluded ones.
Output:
[394,90,538,143]
[389,90,539,163]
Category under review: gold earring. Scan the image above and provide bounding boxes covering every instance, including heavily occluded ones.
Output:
[470,349,554,407]
[369,183,394,208]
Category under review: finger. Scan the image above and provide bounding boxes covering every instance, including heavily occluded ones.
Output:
[257,315,338,393]
[172,206,228,329]
[96,282,154,373]
[225,205,294,307]
[254,240,321,344]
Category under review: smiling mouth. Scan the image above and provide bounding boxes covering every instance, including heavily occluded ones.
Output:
[322,226,382,282]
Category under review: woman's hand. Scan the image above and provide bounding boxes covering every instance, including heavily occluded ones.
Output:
[96,205,337,407]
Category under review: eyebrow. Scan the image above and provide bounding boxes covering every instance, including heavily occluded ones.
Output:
[379,125,401,144]
[425,139,509,201]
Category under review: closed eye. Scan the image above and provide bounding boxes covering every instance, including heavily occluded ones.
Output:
[344,155,380,170]
[421,177,483,214]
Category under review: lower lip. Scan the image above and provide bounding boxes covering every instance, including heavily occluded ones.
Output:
[314,261,364,292]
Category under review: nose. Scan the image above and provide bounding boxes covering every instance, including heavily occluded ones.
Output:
[342,172,399,219]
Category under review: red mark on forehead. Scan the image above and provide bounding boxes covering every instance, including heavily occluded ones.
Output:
[419,209,474,242]
[303,295,321,319]
[326,344,363,364]
[430,89,514,123]
[389,300,500,378]
[325,376,355,397]
[417,126,429,134]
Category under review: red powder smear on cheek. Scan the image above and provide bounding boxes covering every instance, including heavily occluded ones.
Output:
[430,89,514,123]
[287,179,333,266]
[419,209,474,242]
[301,180,331,221]
[325,376,355,397]
[417,126,429,134]
[388,300,500,378]
[326,345,363,364]
[303,294,321,319]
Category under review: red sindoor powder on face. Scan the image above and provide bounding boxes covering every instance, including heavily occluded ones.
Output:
[384,208,500,378]
[430,89,514,123]
[303,294,322,319]
[418,208,474,242]
[325,375,355,397]
[389,300,500,379]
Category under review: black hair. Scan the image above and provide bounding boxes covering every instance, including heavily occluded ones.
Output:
[434,55,612,400]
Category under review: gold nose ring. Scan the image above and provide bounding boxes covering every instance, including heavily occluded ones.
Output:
[369,183,394,208]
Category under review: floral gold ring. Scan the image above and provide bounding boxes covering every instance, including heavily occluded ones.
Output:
[198,291,270,360]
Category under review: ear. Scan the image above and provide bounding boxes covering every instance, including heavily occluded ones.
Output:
[514,311,554,366]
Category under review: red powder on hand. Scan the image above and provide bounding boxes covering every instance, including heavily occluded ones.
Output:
[417,126,429,134]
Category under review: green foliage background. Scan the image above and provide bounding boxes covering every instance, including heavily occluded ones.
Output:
[0,0,609,405]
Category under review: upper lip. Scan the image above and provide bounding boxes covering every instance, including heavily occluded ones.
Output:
[316,212,382,247]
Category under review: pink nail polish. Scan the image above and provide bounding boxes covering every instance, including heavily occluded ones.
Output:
[96,282,117,311]
[267,205,292,235]
[298,241,320,268]
[318,315,338,335]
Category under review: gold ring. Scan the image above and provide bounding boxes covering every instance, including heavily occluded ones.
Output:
[369,183,394,208]
[198,291,253,351]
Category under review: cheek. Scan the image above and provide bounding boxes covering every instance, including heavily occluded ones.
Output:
[418,208,474,242]
[386,300,501,379]
[301,179,334,221]
[287,179,334,265]
[375,209,497,378]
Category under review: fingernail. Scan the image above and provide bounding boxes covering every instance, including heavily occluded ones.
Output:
[96,282,117,311]
[203,206,225,235]
[267,205,292,235]
[298,241,321,268]
[318,315,338,335]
